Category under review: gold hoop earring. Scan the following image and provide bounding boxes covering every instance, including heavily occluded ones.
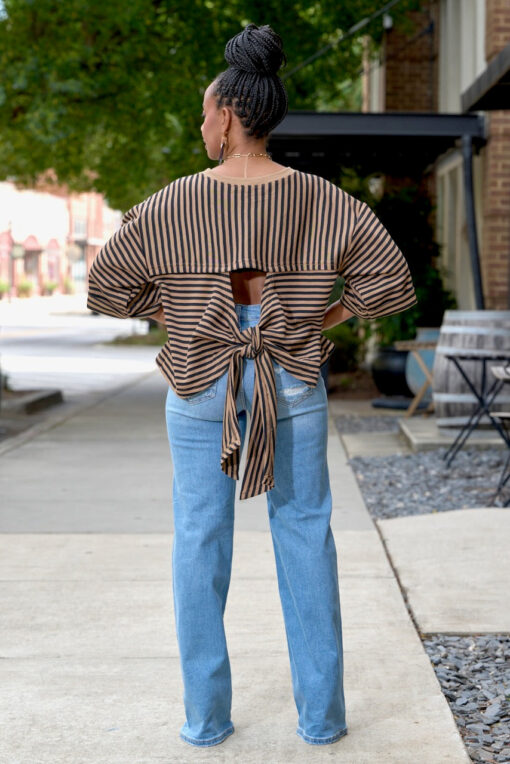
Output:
[218,134,228,164]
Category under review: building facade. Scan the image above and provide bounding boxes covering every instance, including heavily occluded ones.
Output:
[0,172,121,299]
[362,0,509,310]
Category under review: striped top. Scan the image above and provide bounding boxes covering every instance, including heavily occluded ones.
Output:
[87,165,417,499]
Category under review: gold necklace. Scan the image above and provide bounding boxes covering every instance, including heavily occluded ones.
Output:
[224,152,272,159]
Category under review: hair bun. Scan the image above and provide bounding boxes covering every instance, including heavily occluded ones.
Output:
[224,23,286,77]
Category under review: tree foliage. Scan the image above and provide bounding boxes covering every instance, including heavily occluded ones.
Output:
[0,0,422,210]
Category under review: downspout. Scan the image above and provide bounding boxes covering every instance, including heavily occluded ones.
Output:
[462,133,484,309]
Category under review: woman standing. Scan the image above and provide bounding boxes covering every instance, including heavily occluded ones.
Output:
[87,23,417,749]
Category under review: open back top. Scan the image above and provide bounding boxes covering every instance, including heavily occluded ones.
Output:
[87,166,417,500]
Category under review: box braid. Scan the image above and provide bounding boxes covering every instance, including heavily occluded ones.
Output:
[212,23,289,139]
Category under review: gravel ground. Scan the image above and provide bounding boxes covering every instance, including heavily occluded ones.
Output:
[334,413,401,434]
[347,446,508,518]
[423,635,510,764]
[334,414,510,763]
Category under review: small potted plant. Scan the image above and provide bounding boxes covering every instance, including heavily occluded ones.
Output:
[17,279,33,298]
[63,277,75,295]
[43,280,58,296]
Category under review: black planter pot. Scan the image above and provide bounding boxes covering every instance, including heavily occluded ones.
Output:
[371,347,413,397]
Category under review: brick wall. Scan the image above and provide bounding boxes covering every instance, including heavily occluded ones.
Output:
[481,0,510,309]
[485,0,510,60]
[481,111,510,309]
[384,4,439,112]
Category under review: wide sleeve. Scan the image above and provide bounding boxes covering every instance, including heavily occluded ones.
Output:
[338,199,417,319]
[86,204,162,319]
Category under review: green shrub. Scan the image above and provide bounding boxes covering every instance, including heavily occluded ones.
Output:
[369,188,456,344]
[17,280,33,297]
[107,324,168,346]
[330,169,457,347]
[63,277,75,294]
[0,280,9,297]
[43,280,58,295]
[322,320,362,372]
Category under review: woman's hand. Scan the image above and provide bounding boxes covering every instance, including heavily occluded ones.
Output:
[322,299,355,330]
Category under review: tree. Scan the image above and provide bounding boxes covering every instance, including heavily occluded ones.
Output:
[0,0,422,210]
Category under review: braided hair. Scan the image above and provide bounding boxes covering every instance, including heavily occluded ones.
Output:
[212,23,289,139]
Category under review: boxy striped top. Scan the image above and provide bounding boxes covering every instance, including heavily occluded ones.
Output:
[87,165,417,500]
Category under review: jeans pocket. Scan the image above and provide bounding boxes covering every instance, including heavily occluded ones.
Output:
[184,378,219,404]
[275,365,315,407]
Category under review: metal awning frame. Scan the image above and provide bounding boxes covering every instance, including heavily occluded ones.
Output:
[271,111,487,308]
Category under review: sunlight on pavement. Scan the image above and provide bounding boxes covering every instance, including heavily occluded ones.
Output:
[4,355,157,375]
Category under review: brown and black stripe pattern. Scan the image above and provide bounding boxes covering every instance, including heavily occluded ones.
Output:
[87,166,417,499]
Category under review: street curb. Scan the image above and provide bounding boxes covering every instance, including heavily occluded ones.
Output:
[0,370,158,458]
[1,388,64,415]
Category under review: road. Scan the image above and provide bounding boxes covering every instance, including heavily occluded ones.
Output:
[0,293,160,403]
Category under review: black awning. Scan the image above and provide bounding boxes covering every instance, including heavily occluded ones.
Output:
[461,42,510,112]
[269,111,486,176]
[268,110,487,309]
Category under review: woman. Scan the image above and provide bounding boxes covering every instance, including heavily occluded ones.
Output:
[87,23,417,749]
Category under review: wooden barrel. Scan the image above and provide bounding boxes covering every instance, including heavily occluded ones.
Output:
[432,310,510,427]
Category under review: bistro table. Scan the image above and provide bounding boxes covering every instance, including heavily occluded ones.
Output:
[489,364,510,506]
[394,340,437,417]
[443,351,510,467]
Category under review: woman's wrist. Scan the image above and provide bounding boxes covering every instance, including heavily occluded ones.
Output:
[322,299,355,330]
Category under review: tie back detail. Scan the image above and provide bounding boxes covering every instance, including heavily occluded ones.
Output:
[240,325,264,359]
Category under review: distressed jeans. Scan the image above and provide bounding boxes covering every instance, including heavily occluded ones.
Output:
[164,302,347,747]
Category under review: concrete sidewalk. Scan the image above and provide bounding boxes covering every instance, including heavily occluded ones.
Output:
[0,371,470,763]
[377,507,510,634]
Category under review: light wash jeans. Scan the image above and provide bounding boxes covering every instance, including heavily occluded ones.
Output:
[165,302,347,747]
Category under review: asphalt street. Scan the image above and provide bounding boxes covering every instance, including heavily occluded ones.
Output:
[0,293,158,402]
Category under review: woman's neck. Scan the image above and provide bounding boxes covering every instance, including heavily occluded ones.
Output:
[214,155,286,178]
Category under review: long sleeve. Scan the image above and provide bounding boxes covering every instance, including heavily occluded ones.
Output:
[86,204,161,319]
[338,199,417,319]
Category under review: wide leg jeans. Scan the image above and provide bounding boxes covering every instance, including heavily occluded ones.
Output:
[164,302,347,747]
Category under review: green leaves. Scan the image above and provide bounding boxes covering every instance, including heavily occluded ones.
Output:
[0,0,422,211]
